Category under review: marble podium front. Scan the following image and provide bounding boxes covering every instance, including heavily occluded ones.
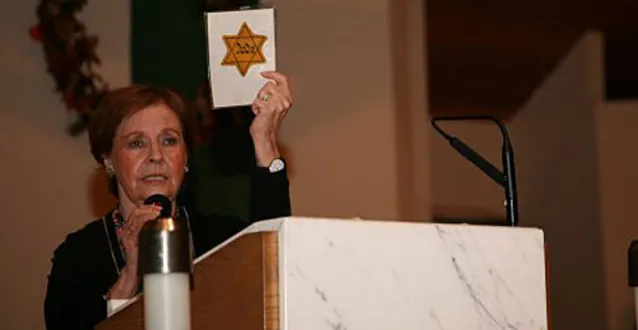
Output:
[218,217,548,330]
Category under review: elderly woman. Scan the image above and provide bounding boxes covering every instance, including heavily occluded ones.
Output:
[44,71,293,330]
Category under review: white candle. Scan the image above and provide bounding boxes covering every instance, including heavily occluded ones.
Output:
[143,273,191,330]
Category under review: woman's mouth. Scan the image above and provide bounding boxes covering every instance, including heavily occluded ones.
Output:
[142,174,168,182]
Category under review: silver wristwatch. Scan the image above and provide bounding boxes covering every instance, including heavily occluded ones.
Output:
[268,158,285,173]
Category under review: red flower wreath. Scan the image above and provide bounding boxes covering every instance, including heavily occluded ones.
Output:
[30,0,218,141]
[29,0,109,136]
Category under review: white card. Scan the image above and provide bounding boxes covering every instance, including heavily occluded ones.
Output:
[205,7,276,109]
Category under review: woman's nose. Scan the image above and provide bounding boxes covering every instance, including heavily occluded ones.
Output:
[147,142,164,162]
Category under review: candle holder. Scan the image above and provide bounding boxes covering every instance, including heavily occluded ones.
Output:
[138,214,193,330]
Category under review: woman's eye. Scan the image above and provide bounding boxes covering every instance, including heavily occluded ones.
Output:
[163,136,179,146]
[127,139,145,149]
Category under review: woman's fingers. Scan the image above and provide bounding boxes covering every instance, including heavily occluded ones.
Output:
[122,205,162,247]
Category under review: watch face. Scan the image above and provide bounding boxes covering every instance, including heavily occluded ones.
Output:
[269,158,285,173]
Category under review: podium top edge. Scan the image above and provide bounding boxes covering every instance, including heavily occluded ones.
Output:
[192,216,544,265]
[244,216,544,233]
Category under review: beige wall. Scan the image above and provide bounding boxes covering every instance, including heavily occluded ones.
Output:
[427,31,638,330]
[508,32,607,330]
[428,32,612,329]
[429,121,506,219]
[1,0,431,329]
[9,1,636,330]
[0,1,128,329]
[595,100,638,330]
[273,0,431,221]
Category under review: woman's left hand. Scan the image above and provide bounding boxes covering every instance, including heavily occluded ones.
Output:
[250,71,293,166]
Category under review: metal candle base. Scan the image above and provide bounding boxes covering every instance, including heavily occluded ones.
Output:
[139,211,193,330]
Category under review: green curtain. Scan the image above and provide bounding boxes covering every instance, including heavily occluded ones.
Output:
[131,0,207,100]
[131,0,257,222]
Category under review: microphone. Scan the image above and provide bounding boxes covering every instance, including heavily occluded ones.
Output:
[144,194,172,219]
[430,115,519,227]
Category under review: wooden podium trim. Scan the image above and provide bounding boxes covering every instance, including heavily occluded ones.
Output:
[263,233,280,330]
[96,232,280,330]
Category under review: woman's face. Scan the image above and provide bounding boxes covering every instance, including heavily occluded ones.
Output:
[104,103,187,206]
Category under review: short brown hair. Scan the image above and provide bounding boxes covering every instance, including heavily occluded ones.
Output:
[88,84,196,198]
[88,84,195,166]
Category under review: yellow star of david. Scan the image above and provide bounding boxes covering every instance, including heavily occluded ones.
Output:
[221,22,268,77]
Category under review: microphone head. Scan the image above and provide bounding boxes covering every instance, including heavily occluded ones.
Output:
[144,194,172,219]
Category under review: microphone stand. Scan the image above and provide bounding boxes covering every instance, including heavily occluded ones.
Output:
[431,115,519,227]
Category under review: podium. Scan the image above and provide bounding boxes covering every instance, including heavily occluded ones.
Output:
[96,217,549,330]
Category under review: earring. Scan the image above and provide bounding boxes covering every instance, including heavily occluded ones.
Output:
[184,164,189,173]
[106,166,115,177]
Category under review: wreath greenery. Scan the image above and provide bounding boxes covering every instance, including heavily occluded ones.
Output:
[29,0,108,136]
[29,0,236,142]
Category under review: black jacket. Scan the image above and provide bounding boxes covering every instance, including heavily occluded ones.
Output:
[44,166,291,329]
